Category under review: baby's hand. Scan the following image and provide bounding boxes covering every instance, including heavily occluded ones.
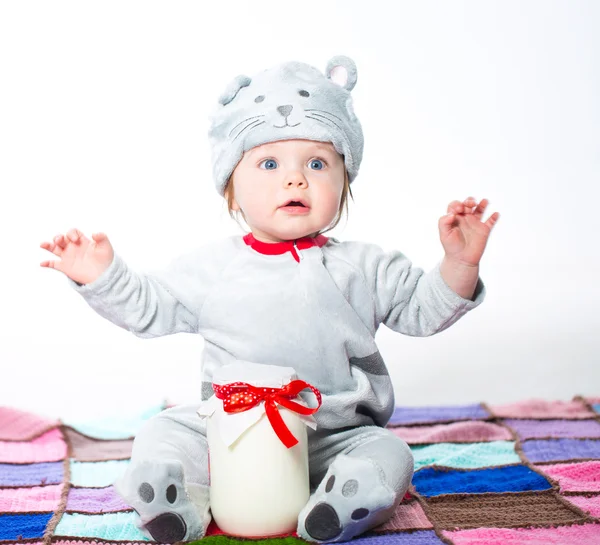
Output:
[438,197,500,267]
[40,228,114,285]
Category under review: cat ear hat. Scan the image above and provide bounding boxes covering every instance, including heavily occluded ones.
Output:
[207,55,364,197]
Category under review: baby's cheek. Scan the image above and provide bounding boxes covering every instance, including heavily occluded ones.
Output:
[322,197,342,219]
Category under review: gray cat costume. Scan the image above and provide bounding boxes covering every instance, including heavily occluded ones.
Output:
[67,55,486,543]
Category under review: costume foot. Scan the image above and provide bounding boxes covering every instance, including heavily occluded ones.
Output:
[297,454,398,543]
[113,459,210,542]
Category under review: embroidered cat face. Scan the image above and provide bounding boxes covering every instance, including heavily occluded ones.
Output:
[208,55,364,197]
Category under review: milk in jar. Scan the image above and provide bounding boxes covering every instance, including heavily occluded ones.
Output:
[197,361,321,537]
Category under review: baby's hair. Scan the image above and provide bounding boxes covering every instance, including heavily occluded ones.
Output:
[223,167,353,238]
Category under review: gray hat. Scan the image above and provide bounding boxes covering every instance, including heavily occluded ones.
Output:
[207,55,364,197]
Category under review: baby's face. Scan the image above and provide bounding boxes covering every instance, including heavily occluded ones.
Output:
[228,139,345,243]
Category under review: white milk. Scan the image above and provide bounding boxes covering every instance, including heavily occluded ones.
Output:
[197,361,319,537]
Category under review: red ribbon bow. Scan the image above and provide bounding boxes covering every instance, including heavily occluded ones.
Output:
[212,380,322,448]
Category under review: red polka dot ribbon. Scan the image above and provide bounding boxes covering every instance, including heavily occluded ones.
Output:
[212,380,322,448]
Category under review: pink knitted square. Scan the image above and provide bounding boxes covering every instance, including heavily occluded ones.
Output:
[391,421,512,444]
[566,495,600,518]
[0,428,67,463]
[537,461,600,492]
[444,522,600,544]
[490,399,595,419]
[0,407,59,441]
[0,484,63,512]
[372,498,433,531]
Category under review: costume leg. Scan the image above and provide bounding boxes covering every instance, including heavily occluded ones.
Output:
[113,404,211,543]
[298,427,414,543]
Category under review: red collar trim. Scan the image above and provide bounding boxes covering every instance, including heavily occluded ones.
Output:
[243,232,328,262]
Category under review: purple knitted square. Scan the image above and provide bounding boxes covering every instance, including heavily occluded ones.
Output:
[0,462,63,487]
[522,438,600,463]
[66,486,130,513]
[350,530,446,545]
[504,419,600,440]
[389,404,490,426]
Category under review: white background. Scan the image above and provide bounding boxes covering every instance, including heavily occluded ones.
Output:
[1,0,598,421]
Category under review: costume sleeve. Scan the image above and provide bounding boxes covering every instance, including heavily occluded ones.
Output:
[349,241,486,336]
[65,244,229,339]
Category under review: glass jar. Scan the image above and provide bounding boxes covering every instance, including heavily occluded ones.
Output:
[197,361,321,537]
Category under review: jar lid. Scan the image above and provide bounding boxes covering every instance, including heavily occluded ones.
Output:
[198,360,317,447]
[212,361,298,388]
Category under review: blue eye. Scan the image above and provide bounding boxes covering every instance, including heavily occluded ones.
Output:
[310,159,324,170]
[259,159,277,170]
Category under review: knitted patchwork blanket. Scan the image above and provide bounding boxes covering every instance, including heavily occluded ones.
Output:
[1,396,600,545]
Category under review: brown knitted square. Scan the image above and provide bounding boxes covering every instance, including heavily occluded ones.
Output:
[64,427,133,461]
[424,491,588,530]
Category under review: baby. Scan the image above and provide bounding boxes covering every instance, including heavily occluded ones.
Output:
[40,55,499,543]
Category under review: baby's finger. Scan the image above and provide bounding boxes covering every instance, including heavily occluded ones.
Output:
[439,213,456,233]
[40,259,62,271]
[447,200,463,214]
[40,241,60,257]
[44,238,62,256]
[54,234,67,250]
[473,199,489,220]
[485,211,500,230]
[91,232,108,243]
[462,196,477,214]
[66,228,84,244]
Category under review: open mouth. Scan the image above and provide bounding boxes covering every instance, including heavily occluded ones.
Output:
[280,200,310,214]
[280,199,310,208]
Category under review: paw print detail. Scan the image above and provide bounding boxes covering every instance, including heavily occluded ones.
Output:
[325,475,360,497]
[146,513,187,543]
[351,508,369,520]
[166,484,177,503]
[342,479,358,497]
[324,474,361,498]
[137,482,179,505]
[114,459,204,543]
[139,482,154,503]
[305,503,342,541]
[305,472,370,540]
[299,455,396,543]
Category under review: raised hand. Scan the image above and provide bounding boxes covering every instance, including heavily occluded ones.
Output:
[40,228,114,285]
[438,197,500,267]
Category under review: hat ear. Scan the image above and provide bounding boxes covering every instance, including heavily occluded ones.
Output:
[325,55,358,92]
[218,74,252,105]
